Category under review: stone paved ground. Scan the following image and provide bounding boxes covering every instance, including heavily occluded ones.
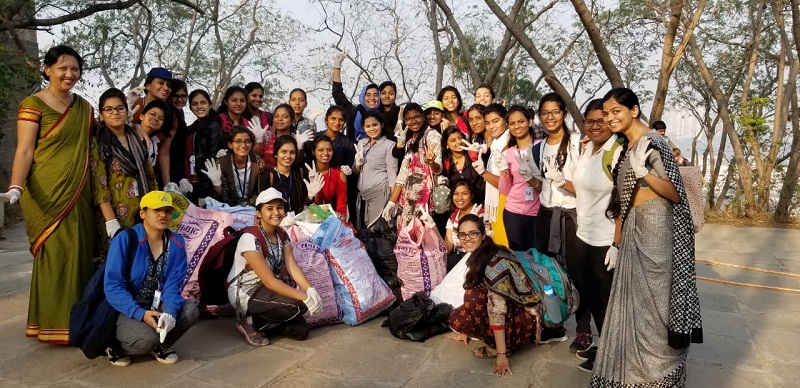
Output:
[0,222,798,387]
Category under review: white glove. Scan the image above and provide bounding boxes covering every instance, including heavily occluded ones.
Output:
[341,165,352,176]
[127,105,140,125]
[470,204,483,215]
[126,86,144,107]
[436,175,448,186]
[305,162,319,179]
[308,107,326,121]
[201,159,223,186]
[354,142,365,167]
[333,50,348,68]
[394,121,407,145]
[516,152,539,182]
[494,152,509,172]
[544,159,566,187]
[156,313,176,343]
[246,120,268,141]
[304,174,324,199]
[279,214,297,228]
[604,245,619,271]
[418,208,436,229]
[105,219,121,238]
[472,156,485,175]
[459,139,488,155]
[178,178,193,194]
[382,201,397,221]
[163,182,180,193]
[295,130,313,150]
[303,288,323,316]
[0,188,21,204]
[629,137,653,179]
[441,117,450,130]
[198,197,207,208]
[216,149,228,158]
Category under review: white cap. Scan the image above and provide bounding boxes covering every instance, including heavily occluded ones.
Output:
[255,187,286,207]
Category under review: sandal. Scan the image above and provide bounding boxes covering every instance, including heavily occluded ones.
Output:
[237,320,270,347]
[472,346,511,359]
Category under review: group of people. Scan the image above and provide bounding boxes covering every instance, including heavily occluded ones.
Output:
[0,45,702,386]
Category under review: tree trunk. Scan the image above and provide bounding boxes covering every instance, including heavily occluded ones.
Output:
[774,0,800,220]
[431,0,481,88]
[569,0,624,88]
[427,1,444,92]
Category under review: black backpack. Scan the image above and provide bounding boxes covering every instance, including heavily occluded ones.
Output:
[69,229,138,359]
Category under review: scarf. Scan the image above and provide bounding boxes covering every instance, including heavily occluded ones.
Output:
[484,129,510,222]
[97,124,150,197]
[483,250,539,306]
[619,130,702,349]
[353,84,381,142]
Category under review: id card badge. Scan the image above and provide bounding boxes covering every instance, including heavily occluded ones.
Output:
[133,181,140,197]
[525,187,535,201]
[152,289,162,310]
[189,155,196,175]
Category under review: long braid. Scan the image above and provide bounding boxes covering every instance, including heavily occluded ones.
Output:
[606,134,629,219]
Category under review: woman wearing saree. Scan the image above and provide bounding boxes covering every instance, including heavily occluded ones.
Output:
[0,45,96,344]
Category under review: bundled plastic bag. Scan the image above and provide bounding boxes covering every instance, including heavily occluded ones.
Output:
[312,217,395,325]
[385,291,453,342]
[394,218,448,300]
[285,226,341,327]
[430,252,469,308]
[177,204,234,303]
[204,197,257,230]
[358,218,401,291]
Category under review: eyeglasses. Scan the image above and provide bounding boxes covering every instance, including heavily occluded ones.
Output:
[540,110,563,118]
[101,106,126,114]
[585,119,605,127]
[172,94,188,100]
[232,139,253,146]
[456,230,482,240]
[405,114,424,122]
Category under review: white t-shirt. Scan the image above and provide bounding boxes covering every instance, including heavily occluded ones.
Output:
[537,133,580,209]
[226,234,262,312]
[573,135,622,246]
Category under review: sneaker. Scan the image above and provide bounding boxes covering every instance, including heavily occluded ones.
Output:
[578,355,595,373]
[106,347,131,367]
[538,327,568,344]
[569,332,593,353]
[576,345,597,361]
[151,344,179,364]
[236,320,270,347]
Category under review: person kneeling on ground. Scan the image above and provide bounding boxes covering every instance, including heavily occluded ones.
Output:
[228,188,323,346]
[448,214,540,377]
[104,191,199,366]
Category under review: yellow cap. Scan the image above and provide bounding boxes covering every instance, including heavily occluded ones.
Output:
[140,190,174,210]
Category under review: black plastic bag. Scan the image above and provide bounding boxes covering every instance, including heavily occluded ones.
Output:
[384,292,453,342]
[358,218,401,290]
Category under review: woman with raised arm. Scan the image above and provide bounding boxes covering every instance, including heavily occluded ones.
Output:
[591,88,701,387]
[203,126,272,207]
[217,86,251,139]
[185,89,224,203]
[353,111,397,228]
[0,45,97,343]
[438,86,469,135]
[331,50,381,142]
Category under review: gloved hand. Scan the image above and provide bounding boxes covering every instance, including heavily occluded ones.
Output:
[418,208,436,229]
[0,188,21,204]
[436,175,448,186]
[304,174,324,199]
[198,197,207,208]
[127,105,140,125]
[216,149,228,158]
[441,117,450,130]
[333,50,348,68]
[308,107,326,121]
[629,137,653,179]
[126,86,144,108]
[516,151,539,182]
[305,162,319,179]
[470,204,483,215]
[341,165,352,176]
[156,312,176,343]
[105,219,121,238]
[382,201,397,221]
[494,152,509,172]
[295,130,313,150]
[246,120,268,142]
[354,142,365,167]
[459,139,488,155]
[279,214,297,228]
[605,245,619,271]
[303,288,323,316]
[178,178,193,194]
[163,182,180,193]
[201,159,223,186]
[394,121,407,146]
[544,160,566,187]
[472,156,486,175]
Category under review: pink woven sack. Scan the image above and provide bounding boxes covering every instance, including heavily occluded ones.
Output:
[394,218,448,300]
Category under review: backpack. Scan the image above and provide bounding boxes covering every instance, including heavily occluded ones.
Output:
[69,228,138,359]
[509,248,580,327]
[196,225,287,307]
[599,136,625,181]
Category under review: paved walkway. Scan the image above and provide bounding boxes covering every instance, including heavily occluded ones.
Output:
[0,222,798,387]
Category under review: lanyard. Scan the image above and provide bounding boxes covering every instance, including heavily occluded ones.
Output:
[277,171,293,209]
[148,233,169,291]
[233,155,250,201]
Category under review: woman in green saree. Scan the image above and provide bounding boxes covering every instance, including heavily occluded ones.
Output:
[0,45,96,344]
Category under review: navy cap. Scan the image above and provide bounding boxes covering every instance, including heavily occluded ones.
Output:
[147,67,173,80]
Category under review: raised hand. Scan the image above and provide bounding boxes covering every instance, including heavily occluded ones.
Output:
[340,165,352,176]
[543,159,566,187]
[295,130,313,150]
[304,174,324,199]
[494,152,509,172]
[305,161,319,179]
[178,178,194,194]
[629,137,653,178]
[354,142,366,167]
[201,159,223,187]
[516,151,539,182]
[333,50,348,68]
[394,121,407,146]
[246,119,268,142]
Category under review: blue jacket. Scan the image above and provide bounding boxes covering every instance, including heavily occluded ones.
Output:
[104,224,188,321]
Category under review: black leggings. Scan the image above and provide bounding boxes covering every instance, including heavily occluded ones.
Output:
[572,238,615,335]
[503,209,537,251]
[248,285,310,340]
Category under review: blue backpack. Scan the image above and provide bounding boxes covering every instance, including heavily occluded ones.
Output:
[510,248,580,327]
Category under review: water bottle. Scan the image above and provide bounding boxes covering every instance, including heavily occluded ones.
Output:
[542,285,563,324]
